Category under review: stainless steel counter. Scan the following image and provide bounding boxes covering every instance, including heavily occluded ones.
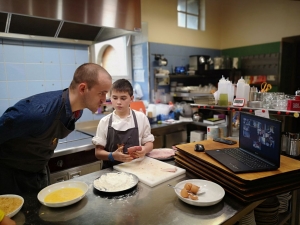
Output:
[13,162,263,225]
[53,130,94,157]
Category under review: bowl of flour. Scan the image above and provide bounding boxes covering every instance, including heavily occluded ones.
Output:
[93,172,139,193]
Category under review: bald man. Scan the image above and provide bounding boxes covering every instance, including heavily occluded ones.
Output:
[0,63,112,195]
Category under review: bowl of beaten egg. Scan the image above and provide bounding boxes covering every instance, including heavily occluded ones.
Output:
[37,181,88,207]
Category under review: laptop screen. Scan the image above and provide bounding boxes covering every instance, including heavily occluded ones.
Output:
[239,112,282,166]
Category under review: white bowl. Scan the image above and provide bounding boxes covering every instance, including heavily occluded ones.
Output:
[0,194,24,218]
[174,179,225,206]
[37,181,89,208]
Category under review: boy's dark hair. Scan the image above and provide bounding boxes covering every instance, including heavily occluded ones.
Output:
[111,79,133,97]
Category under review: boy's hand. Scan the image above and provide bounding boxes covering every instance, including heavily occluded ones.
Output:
[113,146,134,162]
[127,146,143,158]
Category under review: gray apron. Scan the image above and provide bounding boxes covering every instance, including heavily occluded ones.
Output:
[104,110,139,168]
[0,89,74,195]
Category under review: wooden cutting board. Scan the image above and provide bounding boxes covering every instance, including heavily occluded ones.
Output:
[113,157,186,187]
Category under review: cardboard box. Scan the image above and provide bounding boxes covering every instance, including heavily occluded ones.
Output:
[190,130,205,142]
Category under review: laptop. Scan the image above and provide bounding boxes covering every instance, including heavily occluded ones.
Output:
[205,112,282,173]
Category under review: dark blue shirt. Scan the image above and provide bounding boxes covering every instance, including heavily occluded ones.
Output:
[0,89,82,145]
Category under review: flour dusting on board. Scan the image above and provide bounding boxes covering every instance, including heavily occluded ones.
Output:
[113,157,186,187]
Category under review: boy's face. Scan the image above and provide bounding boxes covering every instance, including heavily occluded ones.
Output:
[110,90,133,114]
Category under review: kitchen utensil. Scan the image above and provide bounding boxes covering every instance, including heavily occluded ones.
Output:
[37,181,88,208]
[173,179,225,206]
[113,157,186,187]
[167,184,206,195]
[261,82,272,92]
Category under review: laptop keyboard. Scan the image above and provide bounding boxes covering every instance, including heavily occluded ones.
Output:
[224,148,270,169]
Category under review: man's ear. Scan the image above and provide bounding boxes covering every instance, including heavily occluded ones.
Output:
[78,83,87,94]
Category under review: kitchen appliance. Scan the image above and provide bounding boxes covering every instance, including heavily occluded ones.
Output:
[189,55,212,74]
[0,0,141,43]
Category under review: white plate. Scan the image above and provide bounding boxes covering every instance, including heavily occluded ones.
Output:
[174,179,225,206]
[0,194,24,218]
[93,172,139,193]
[37,181,88,208]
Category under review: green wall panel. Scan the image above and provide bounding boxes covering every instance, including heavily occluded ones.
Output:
[221,42,281,57]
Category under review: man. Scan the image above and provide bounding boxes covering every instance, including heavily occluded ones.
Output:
[0,63,112,195]
[93,79,154,168]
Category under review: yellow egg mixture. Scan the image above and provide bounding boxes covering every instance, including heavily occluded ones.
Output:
[44,187,84,203]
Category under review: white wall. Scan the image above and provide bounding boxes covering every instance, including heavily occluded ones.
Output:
[141,0,300,49]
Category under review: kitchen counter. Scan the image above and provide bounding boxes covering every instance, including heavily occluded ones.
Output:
[13,161,264,225]
[75,120,190,137]
[53,130,94,157]
[52,120,191,158]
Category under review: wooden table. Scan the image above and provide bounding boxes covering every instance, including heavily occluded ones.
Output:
[175,140,300,203]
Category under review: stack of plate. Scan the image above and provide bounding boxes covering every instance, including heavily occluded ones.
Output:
[277,192,292,213]
[239,210,256,225]
[254,197,280,225]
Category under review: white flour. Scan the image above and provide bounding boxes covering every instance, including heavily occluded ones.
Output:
[94,172,136,191]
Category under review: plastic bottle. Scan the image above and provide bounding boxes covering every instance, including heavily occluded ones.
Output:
[218,75,228,106]
[236,76,246,99]
[226,79,234,105]
[243,83,250,103]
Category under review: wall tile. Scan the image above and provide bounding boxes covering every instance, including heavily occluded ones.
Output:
[75,46,89,65]
[0,63,5,80]
[6,63,26,81]
[43,46,60,64]
[61,80,71,89]
[0,44,3,62]
[27,81,46,96]
[0,100,9,116]
[61,64,76,80]
[44,80,62,92]
[25,64,44,80]
[0,82,8,98]
[59,46,75,64]
[7,81,28,99]
[44,64,61,80]
[24,45,43,63]
[3,44,24,63]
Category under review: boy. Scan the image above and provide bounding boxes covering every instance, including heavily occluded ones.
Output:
[92,79,154,168]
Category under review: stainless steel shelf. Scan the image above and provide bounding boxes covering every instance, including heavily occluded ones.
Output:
[190,104,300,116]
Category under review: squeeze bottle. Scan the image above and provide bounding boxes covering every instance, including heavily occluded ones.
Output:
[236,76,246,99]
[218,76,228,106]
